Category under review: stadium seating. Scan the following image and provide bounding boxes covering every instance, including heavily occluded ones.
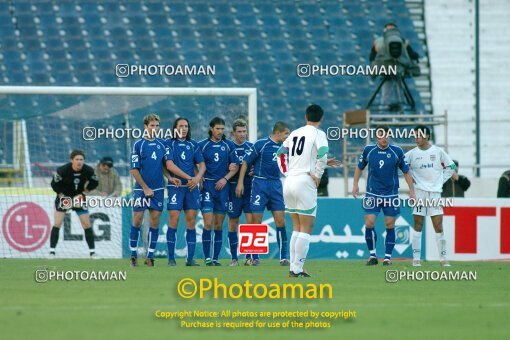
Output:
[0,0,425,175]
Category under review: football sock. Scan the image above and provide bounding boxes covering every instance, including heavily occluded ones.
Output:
[412,231,422,261]
[202,229,212,259]
[435,232,447,260]
[289,231,298,272]
[84,228,95,253]
[213,230,223,261]
[186,229,196,262]
[166,227,177,260]
[147,227,159,259]
[385,228,396,260]
[50,226,60,252]
[276,226,288,260]
[365,228,377,257]
[294,232,311,274]
[228,231,238,260]
[129,226,140,257]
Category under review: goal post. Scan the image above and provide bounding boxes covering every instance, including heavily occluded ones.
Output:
[0,86,258,142]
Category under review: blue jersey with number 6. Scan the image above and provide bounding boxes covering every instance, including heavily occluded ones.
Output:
[357,144,408,196]
[165,138,203,183]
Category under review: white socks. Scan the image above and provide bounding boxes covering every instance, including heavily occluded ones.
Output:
[293,232,311,274]
[435,232,447,260]
[412,231,422,261]
[289,231,298,273]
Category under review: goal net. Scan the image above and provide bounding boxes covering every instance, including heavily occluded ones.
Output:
[0,86,257,259]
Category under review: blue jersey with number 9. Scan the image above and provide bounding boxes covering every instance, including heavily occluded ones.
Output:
[357,144,409,196]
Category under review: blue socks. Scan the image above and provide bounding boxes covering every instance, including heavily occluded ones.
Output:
[130,226,140,257]
[202,229,212,259]
[147,227,159,259]
[186,229,196,262]
[166,227,177,260]
[276,226,288,260]
[228,231,238,260]
[365,227,377,257]
[385,228,396,260]
[213,230,223,261]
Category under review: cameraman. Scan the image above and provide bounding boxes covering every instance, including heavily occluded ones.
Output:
[369,23,419,64]
[369,23,420,110]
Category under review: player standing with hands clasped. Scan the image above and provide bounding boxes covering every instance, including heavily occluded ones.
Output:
[352,125,415,266]
[198,117,239,266]
[405,125,455,267]
[129,114,180,267]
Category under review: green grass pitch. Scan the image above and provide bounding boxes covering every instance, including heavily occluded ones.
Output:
[1,259,509,340]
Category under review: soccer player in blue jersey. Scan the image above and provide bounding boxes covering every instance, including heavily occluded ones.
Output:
[198,117,239,266]
[352,125,415,266]
[227,119,254,266]
[165,117,206,267]
[236,121,290,266]
[129,114,179,267]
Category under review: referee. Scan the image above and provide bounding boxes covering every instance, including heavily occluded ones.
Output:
[50,150,99,258]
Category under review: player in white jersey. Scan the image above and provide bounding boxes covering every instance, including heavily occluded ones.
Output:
[405,125,455,267]
[278,104,329,277]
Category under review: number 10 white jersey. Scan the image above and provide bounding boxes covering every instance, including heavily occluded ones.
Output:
[282,125,329,178]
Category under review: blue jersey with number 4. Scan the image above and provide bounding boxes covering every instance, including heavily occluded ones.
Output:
[131,138,168,190]
[357,144,408,196]
[198,138,238,181]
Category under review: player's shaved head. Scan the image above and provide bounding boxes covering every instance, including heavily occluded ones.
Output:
[143,113,160,126]
[306,104,324,122]
[273,121,288,133]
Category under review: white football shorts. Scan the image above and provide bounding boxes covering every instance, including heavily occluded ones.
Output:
[283,174,318,217]
[412,188,443,216]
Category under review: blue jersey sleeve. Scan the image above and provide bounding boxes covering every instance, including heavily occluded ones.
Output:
[229,149,239,164]
[131,140,141,170]
[165,141,175,162]
[244,142,260,166]
[357,146,369,170]
[192,141,204,164]
[397,147,409,173]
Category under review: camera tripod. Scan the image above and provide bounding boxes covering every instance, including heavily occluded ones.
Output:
[366,74,416,112]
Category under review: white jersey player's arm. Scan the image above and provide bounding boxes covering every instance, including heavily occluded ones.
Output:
[441,148,456,183]
[313,131,329,178]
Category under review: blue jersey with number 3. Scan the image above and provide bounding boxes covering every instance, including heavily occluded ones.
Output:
[357,144,408,196]
[198,138,238,181]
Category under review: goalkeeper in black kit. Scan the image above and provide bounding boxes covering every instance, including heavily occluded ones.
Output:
[50,150,99,258]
